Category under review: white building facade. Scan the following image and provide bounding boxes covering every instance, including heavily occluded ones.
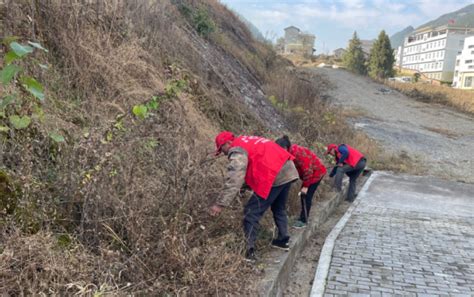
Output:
[453,36,474,89]
[400,26,474,82]
[395,46,403,67]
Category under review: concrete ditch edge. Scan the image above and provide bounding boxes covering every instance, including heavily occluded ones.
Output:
[258,173,372,297]
[309,171,379,297]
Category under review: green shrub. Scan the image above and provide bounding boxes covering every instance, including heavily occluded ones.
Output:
[178,4,216,37]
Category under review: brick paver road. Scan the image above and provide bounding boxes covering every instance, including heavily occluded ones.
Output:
[324,172,474,297]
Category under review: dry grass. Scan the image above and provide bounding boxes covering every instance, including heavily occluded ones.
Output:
[1,0,267,295]
[387,81,474,114]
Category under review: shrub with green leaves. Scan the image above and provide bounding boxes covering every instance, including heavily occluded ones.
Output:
[193,8,216,37]
[178,4,216,37]
[0,37,63,141]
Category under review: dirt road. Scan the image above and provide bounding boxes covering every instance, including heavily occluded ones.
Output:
[312,68,474,183]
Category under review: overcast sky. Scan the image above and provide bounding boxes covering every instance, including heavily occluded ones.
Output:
[220,0,473,53]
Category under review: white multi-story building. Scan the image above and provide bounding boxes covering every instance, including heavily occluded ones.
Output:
[395,45,403,67]
[400,25,474,82]
[453,36,474,89]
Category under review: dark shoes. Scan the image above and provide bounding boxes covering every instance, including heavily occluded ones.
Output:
[293,220,307,229]
[271,237,290,251]
[245,248,257,263]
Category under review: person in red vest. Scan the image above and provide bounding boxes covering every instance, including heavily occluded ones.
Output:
[209,131,299,262]
[276,136,327,228]
[326,143,366,202]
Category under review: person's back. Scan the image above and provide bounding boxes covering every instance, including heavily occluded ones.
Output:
[289,144,327,187]
[327,143,366,202]
[275,136,327,227]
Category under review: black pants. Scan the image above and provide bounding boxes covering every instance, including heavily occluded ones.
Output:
[243,182,292,250]
[335,158,366,202]
[299,179,322,223]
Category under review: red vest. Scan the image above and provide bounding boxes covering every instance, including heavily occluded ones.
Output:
[335,144,364,168]
[231,136,294,199]
[289,144,327,187]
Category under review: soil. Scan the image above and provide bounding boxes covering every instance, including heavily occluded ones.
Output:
[312,68,474,183]
[283,200,351,296]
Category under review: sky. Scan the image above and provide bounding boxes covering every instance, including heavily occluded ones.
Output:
[220,0,474,53]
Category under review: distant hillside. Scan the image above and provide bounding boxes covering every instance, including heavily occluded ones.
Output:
[389,4,474,48]
[417,4,474,29]
[390,26,414,48]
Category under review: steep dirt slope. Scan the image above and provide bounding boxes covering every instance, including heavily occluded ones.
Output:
[0,1,290,295]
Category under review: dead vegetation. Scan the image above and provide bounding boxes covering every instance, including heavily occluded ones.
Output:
[1,0,422,295]
[387,81,474,114]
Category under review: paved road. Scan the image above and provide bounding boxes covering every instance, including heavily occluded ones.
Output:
[323,172,474,296]
[312,68,474,183]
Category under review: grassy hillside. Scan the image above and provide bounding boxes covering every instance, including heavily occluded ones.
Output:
[0,0,412,295]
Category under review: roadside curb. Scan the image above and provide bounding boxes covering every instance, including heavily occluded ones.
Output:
[258,174,372,297]
[309,171,379,297]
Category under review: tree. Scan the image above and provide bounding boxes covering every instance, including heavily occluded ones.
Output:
[343,31,367,75]
[368,30,395,79]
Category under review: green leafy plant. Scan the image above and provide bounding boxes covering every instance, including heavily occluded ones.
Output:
[9,115,31,129]
[0,37,49,132]
[165,79,187,98]
[178,5,216,37]
[132,104,148,119]
[193,8,216,37]
[49,132,65,143]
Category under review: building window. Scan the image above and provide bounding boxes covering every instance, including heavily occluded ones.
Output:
[465,77,473,88]
[469,45,474,49]
[466,60,473,64]
[456,60,460,66]
[472,50,474,55]
[440,62,443,68]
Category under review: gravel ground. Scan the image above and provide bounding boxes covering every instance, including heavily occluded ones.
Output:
[312,68,474,183]
[283,201,351,297]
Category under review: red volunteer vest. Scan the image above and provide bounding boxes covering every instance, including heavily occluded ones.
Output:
[335,144,364,168]
[230,136,294,199]
[289,144,327,187]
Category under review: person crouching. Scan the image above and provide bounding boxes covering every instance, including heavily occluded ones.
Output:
[209,131,299,262]
[276,135,327,228]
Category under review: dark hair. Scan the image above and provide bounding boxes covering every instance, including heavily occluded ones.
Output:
[275,135,291,150]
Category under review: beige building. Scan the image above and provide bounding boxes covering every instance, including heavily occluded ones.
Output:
[276,26,316,57]
[453,36,474,89]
